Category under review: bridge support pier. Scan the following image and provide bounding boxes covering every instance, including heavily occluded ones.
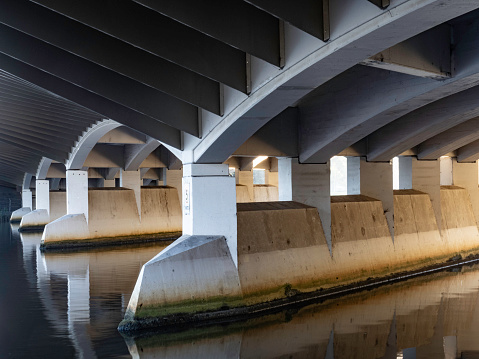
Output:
[120,169,141,217]
[278,158,331,250]
[452,159,479,225]
[19,180,50,230]
[22,189,32,210]
[360,158,394,239]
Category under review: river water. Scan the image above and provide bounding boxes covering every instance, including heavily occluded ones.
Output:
[2,223,479,358]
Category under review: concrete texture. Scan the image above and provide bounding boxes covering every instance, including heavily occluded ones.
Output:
[237,201,331,303]
[19,191,66,230]
[123,235,242,322]
[42,186,182,246]
[122,189,479,328]
[10,207,31,222]
[253,185,278,202]
[236,184,251,203]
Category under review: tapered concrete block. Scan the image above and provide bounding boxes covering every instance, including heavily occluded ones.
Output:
[122,235,242,328]
[20,209,50,230]
[10,207,31,222]
[42,214,90,244]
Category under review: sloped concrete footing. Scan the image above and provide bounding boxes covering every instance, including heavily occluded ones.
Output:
[20,209,50,230]
[10,207,31,223]
[120,189,479,332]
[120,235,242,330]
[41,187,182,249]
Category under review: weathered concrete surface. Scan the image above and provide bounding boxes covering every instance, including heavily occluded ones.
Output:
[125,259,479,359]
[253,184,278,202]
[237,201,332,304]
[19,191,67,230]
[331,195,394,283]
[236,184,251,203]
[10,207,31,222]
[123,235,242,324]
[42,186,182,247]
[440,185,479,254]
[121,191,479,330]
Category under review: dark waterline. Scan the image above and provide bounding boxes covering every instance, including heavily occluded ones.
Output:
[2,223,479,358]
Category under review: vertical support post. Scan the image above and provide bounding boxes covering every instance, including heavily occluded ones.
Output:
[162,168,168,186]
[182,164,237,266]
[452,158,479,225]
[360,158,394,239]
[347,156,360,195]
[397,156,413,189]
[120,169,141,217]
[36,179,50,214]
[440,156,453,185]
[67,170,89,222]
[22,189,33,210]
[412,158,441,231]
[278,158,331,251]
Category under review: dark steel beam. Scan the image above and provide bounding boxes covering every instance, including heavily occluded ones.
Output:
[0,134,69,161]
[0,0,222,115]
[0,54,182,149]
[0,76,102,119]
[0,118,79,141]
[133,0,281,67]
[368,0,390,9]
[0,127,73,152]
[245,0,329,41]
[0,24,199,136]
[31,0,247,92]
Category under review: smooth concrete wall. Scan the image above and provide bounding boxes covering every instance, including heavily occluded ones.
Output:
[49,191,67,222]
[452,159,479,225]
[42,186,182,245]
[253,185,278,202]
[165,169,182,205]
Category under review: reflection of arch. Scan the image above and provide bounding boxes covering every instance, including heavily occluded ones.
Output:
[66,119,122,170]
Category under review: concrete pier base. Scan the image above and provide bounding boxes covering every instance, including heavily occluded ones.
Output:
[10,207,32,222]
[121,235,242,329]
[121,185,479,331]
[41,186,182,249]
[19,191,66,230]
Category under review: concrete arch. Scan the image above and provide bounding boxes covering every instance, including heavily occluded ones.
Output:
[124,138,161,171]
[367,84,479,161]
[22,172,33,190]
[66,119,122,170]
[36,157,53,180]
[191,0,479,163]
[417,117,479,160]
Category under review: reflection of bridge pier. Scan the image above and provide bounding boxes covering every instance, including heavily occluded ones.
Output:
[125,265,479,359]
[17,229,169,359]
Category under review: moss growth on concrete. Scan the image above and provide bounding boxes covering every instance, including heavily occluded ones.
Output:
[133,294,246,320]
[41,231,182,252]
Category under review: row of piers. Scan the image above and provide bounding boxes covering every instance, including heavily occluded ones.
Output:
[10,154,479,329]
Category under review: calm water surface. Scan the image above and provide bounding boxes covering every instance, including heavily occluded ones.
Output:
[2,223,479,358]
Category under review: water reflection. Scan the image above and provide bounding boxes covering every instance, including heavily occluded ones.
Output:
[124,264,479,359]
[4,223,479,358]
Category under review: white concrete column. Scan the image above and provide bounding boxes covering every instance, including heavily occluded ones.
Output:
[36,180,50,214]
[162,168,167,186]
[278,158,331,250]
[120,169,141,216]
[22,189,33,210]
[360,158,394,239]
[67,170,89,222]
[452,158,479,225]
[182,164,237,266]
[103,179,115,188]
[412,158,441,231]
[347,156,360,195]
[398,156,413,189]
[440,156,453,185]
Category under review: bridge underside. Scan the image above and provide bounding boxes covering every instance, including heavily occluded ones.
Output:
[3,0,479,329]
